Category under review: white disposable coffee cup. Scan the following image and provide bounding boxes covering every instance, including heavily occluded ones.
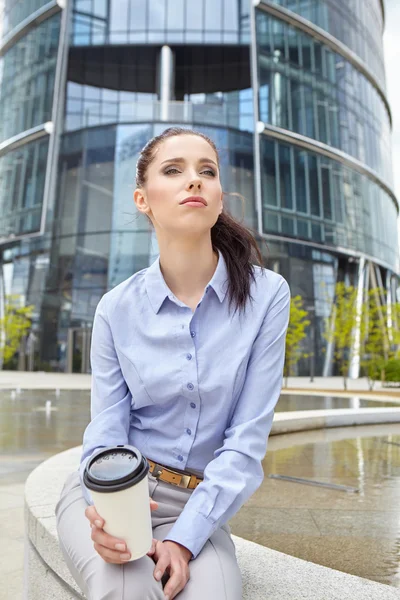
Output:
[83,445,153,561]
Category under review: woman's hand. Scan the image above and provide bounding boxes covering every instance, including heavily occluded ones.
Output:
[85,499,159,564]
[149,540,192,600]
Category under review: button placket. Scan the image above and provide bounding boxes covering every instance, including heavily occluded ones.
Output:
[179,317,199,461]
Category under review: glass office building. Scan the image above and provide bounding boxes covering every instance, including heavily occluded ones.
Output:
[0,0,398,375]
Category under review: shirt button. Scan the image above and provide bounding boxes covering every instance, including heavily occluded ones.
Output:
[186,353,192,360]
[187,383,194,391]
[186,429,192,435]
[190,331,196,338]
[178,455,183,462]
[190,402,196,409]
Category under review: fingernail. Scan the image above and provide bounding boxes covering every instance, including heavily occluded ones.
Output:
[155,570,162,581]
[165,595,170,600]
[120,553,131,560]
[95,520,102,528]
[115,543,125,551]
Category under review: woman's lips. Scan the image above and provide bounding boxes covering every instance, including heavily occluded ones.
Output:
[181,201,206,207]
[180,196,207,206]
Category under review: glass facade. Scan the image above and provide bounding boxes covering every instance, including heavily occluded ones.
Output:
[269,0,386,89]
[0,136,49,239]
[0,0,51,39]
[264,238,339,375]
[0,14,60,142]
[64,83,254,133]
[260,135,398,267]
[0,0,398,376]
[72,0,250,46]
[256,11,392,184]
[33,123,255,369]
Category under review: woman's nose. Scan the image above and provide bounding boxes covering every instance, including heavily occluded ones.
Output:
[189,181,201,190]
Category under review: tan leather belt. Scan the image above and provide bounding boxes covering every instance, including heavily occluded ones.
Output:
[147,459,203,489]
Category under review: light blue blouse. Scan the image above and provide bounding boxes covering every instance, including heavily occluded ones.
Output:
[79,248,290,560]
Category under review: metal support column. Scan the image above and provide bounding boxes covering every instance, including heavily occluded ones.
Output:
[386,269,393,344]
[159,46,175,121]
[349,257,366,379]
[250,0,264,236]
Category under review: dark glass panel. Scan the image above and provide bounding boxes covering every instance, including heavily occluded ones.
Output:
[297,218,310,239]
[278,144,293,210]
[321,164,332,220]
[294,148,307,214]
[261,138,278,207]
[282,215,295,235]
[308,155,320,217]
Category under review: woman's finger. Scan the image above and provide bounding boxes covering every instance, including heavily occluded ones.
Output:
[146,538,157,557]
[93,542,131,564]
[163,562,188,600]
[91,525,128,552]
[150,499,158,511]
[85,505,104,528]
[153,549,171,582]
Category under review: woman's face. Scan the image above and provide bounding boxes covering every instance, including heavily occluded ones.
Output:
[134,135,223,238]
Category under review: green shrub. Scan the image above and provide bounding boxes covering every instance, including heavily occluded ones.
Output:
[383,359,400,382]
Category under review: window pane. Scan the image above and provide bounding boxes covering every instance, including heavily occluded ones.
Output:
[332,169,343,223]
[291,80,303,134]
[321,164,332,220]
[282,215,295,235]
[279,145,293,209]
[263,210,279,233]
[294,148,307,213]
[261,139,277,207]
[311,222,322,242]
[308,155,320,216]
[297,219,310,238]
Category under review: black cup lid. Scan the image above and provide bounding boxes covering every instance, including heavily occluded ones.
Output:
[83,445,149,492]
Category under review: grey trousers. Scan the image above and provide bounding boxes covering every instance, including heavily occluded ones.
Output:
[55,469,243,600]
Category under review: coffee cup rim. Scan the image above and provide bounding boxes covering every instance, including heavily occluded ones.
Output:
[83,445,149,492]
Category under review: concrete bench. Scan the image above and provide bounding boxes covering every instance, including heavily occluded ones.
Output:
[24,446,400,599]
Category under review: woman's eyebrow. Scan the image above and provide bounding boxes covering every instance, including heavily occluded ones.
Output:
[160,157,217,166]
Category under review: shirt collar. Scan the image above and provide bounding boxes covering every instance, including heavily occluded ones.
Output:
[145,248,229,314]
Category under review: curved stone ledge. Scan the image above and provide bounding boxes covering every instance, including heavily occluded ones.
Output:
[270,407,400,435]
[25,409,400,599]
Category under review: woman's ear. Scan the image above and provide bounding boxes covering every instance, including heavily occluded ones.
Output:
[134,188,150,215]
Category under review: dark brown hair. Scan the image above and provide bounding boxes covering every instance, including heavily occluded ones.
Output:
[136,126,266,316]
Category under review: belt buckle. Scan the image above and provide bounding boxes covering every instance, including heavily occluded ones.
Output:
[179,473,191,488]
[152,463,164,479]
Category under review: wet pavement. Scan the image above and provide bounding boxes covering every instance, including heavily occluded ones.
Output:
[1,390,400,595]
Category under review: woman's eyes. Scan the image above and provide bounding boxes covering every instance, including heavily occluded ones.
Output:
[164,167,216,176]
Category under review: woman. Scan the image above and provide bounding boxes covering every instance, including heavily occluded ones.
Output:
[55,127,290,600]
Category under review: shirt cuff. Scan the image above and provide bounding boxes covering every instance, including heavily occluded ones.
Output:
[162,506,217,560]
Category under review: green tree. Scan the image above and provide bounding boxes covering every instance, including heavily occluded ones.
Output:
[388,301,400,360]
[284,296,310,386]
[360,288,388,390]
[323,282,358,390]
[0,295,34,368]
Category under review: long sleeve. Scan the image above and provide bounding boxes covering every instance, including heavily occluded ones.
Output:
[163,278,290,559]
[79,295,132,505]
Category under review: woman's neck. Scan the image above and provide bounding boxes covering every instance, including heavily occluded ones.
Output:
[158,240,219,300]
